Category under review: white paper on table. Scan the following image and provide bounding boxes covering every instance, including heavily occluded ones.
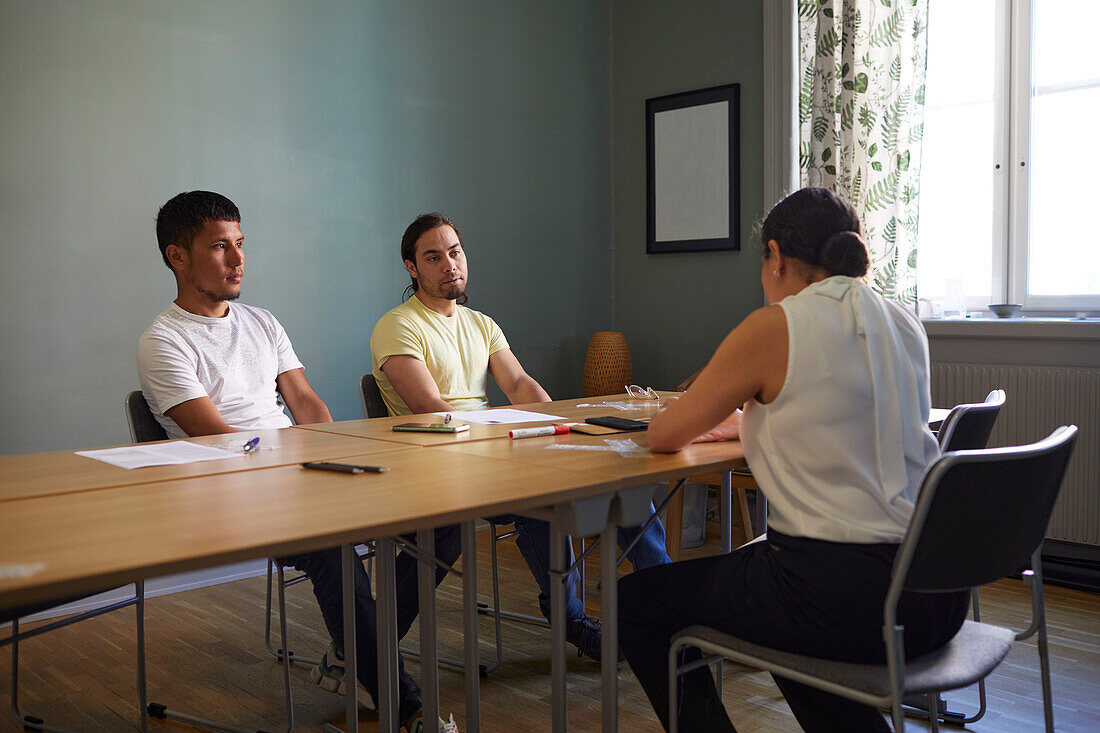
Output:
[74,442,241,469]
[433,408,565,425]
[929,408,950,423]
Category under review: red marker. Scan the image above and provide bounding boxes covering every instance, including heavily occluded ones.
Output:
[508,425,571,439]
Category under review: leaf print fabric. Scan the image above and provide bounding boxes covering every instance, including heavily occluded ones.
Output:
[799,0,928,305]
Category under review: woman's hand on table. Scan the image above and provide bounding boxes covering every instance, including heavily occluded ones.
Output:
[692,408,742,443]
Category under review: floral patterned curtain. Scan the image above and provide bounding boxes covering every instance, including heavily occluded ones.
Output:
[799,0,928,304]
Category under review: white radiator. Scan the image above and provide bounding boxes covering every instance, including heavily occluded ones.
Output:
[930,364,1100,546]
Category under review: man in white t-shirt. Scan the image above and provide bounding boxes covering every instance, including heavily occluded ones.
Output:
[137,191,458,733]
[370,213,672,662]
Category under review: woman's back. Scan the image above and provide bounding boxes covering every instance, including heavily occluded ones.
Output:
[741,275,939,543]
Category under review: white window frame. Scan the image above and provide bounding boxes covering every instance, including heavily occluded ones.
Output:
[1000,0,1099,311]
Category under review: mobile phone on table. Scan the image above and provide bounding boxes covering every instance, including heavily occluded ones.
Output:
[392,422,471,433]
[584,416,648,431]
[302,461,389,474]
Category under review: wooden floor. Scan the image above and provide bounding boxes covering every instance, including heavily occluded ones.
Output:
[3,521,1099,732]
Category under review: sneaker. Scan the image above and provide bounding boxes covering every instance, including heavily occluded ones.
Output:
[405,713,459,732]
[309,642,376,709]
[566,615,625,663]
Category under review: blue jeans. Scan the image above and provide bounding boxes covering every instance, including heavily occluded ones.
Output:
[490,499,670,623]
[281,524,462,723]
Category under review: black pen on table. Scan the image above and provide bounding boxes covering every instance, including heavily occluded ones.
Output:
[302,461,389,474]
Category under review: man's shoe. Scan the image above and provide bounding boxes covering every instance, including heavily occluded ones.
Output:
[309,642,376,709]
[405,712,460,732]
[566,615,625,662]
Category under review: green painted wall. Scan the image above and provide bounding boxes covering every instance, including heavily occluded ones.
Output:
[611,0,765,389]
[0,0,612,454]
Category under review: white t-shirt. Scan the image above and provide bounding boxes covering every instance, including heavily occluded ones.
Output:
[740,276,940,543]
[137,302,303,439]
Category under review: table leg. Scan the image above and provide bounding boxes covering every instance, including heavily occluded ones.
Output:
[462,520,481,733]
[343,543,359,733]
[417,529,439,729]
[755,492,768,535]
[550,521,567,733]
[377,539,399,732]
[665,482,683,562]
[720,471,732,553]
[601,523,618,733]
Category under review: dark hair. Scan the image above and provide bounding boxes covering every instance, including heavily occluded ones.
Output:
[156,191,241,270]
[400,212,467,304]
[760,187,869,278]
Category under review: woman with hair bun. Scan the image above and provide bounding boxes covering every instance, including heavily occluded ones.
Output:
[619,188,968,731]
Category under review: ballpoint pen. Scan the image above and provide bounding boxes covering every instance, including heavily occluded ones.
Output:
[243,436,260,453]
[301,461,389,474]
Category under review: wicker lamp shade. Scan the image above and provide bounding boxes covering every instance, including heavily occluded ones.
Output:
[582,331,633,398]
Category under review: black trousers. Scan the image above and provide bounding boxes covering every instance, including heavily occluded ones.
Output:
[282,524,462,723]
[618,530,970,732]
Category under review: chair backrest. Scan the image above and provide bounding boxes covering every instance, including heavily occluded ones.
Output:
[124,391,169,443]
[359,373,390,418]
[893,425,1077,597]
[937,389,1006,451]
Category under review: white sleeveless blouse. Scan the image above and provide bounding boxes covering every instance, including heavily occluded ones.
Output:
[740,276,940,543]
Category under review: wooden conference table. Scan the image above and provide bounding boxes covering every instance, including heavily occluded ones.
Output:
[0,395,746,732]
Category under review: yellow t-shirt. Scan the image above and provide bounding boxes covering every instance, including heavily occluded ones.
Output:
[370,296,510,416]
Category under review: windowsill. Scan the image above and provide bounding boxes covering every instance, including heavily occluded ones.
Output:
[922,317,1100,340]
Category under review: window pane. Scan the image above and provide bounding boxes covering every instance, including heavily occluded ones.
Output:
[1033,0,1100,87]
[1029,86,1100,297]
[916,0,995,301]
[1028,1,1100,299]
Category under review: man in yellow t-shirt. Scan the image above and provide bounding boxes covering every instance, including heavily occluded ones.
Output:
[370,213,671,662]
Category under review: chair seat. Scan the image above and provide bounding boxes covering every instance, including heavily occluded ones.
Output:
[677,620,1015,697]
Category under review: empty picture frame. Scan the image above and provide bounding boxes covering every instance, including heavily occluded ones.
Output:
[646,83,740,254]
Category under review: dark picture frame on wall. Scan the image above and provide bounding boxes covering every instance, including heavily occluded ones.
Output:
[646,83,740,254]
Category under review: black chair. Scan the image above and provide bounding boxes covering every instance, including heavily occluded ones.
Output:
[937,389,1005,452]
[0,400,156,732]
[1,590,147,732]
[124,390,168,442]
[124,390,296,731]
[359,373,510,675]
[669,425,1077,733]
[911,388,1005,724]
[360,372,389,422]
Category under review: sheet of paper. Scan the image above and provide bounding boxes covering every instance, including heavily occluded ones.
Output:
[576,401,647,411]
[929,408,950,423]
[434,408,565,425]
[75,442,241,470]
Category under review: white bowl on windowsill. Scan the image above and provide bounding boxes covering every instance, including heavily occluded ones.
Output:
[988,303,1023,318]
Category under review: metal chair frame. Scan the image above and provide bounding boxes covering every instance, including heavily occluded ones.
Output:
[669,426,1076,733]
[0,394,155,732]
[1,585,148,733]
[357,374,599,677]
[125,390,296,732]
[915,387,1006,725]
